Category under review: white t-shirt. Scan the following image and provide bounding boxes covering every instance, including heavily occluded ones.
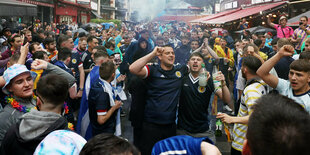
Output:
[276,78,310,113]
[236,68,278,91]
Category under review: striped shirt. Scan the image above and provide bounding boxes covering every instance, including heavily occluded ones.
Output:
[232,80,270,151]
[292,25,310,50]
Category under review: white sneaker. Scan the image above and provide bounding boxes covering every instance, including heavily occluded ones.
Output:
[224,105,233,112]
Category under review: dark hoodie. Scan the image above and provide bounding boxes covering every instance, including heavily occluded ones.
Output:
[135,38,149,59]
[128,39,149,128]
[175,44,191,65]
[120,37,151,75]
[0,110,68,155]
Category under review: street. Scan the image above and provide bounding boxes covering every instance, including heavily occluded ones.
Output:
[121,94,232,154]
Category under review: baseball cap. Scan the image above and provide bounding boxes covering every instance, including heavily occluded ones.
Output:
[279,15,287,21]
[2,27,10,33]
[2,64,31,94]
[267,32,273,36]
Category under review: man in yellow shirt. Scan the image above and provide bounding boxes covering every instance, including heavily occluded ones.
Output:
[214,38,234,67]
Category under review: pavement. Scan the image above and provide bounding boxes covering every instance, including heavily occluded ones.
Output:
[120,95,232,154]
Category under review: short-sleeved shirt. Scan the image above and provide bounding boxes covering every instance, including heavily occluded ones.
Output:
[88,78,116,136]
[69,51,83,85]
[232,79,269,151]
[292,25,310,50]
[53,60,73,76]
[81,50,94,70]
[152,135,213,155]
[144,63,188,124]
[276,78,310,113]
[72,47,85,57]
[177,73,215,133]
[274,24,294,39]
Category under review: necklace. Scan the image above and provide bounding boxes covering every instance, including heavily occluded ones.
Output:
[5,95,74,130]
[5,95,36,113]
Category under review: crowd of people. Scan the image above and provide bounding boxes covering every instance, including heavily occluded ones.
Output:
[0,12,309,155]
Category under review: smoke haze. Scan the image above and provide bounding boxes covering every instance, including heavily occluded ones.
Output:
[130,0,166,21]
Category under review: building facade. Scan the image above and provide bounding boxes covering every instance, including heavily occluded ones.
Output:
[220,0,285,12]
[100,0,115,19]
[19,0,54,23]
[54,0,90,24]
[115,0,129,21]
[19,0,91,24]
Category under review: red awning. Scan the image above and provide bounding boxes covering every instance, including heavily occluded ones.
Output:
[20,0,54,8]
[190,8,241,23]
[153,15,208,23]
[205,2,286,24]
[58,0,90,9]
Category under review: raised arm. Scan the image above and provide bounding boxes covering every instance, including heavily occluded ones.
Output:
[267,16,276,28]
[129,46,162,77]
[215,71,231,104]
[31,59,76,87]
[17,42,29,65]
[256,45,294,88]
[206,45,220,59]
[202,38,219,59]
[193,43,204,53]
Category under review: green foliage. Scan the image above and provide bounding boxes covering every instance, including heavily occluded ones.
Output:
[90,19,122,28]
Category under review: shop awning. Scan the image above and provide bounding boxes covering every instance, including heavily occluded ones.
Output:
[205,2,286,24]
[20,0,54,8]
[190,8,241,23]
[287,10,310,26]
[91,11,103,19]
[0,0,37,16]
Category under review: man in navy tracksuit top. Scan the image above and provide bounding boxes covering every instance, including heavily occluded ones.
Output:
[130,45,188,155]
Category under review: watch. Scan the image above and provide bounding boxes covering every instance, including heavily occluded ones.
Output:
[79,88,84,91]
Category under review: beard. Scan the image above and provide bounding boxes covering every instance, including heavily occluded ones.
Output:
[242,69,246,78]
